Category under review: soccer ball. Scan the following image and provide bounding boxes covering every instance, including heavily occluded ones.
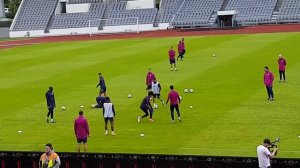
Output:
[184,89,189,93]
[61,106,66,110]
[153,104,158,109]
[212,53,216,57]
[80,105,84,108]
[189,89,194,93]
[128,93,132,98]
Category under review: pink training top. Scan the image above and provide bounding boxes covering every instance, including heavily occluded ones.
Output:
[146,72,156,86]
[169,49,176,60]
[264,71,274,87]
[177,43,183,53]
[180,41,185,50]
[74,115,89,139]
[167,90,180,105]
[278,58,286,71]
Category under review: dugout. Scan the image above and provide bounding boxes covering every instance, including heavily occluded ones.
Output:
[217,10,237,27]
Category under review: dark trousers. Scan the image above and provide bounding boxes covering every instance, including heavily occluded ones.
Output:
[266,86,274,99]
[279,70,285,81]
[170,104,180,120]
[140,106,153,119]
[47,108,54,119]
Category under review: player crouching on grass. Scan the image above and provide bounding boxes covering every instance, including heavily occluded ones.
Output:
[103,97,116,135]
[138,91,154,122]
[151,78,164,106]
[91,95,106,108]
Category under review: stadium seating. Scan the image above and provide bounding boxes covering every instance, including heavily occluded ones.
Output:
[105,1,157,26]
[225,0,277,24]
[12,0,58,31]
[277,0,300,22]
[51,3,106,29]
[157,0,183,23]
[172,0,223,27]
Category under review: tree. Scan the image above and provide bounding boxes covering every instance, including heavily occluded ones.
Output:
[6,0,21,18]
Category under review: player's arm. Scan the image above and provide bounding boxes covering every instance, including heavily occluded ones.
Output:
[86,120,90,137]
[112,105,116,117]
[178,95,181,104]
[158,83,161,92]
[74,120,77,135]
[147,97,153,110]
[269,148,277,159]
[53,94,56,108]
[166,95,170,105]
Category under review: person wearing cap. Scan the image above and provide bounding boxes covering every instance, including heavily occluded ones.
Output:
[257,138,277,168]
[278,54,287,83]
[39,143,61,168]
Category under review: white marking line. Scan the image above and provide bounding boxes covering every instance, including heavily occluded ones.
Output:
[0,42,40,47]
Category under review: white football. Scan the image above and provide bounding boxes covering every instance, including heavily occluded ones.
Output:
[153,104,158,109]
[189,89,194,93]
[128,93,132,98]
[80,105,84,108]
[184,89,189,93]
[61,106,66,110]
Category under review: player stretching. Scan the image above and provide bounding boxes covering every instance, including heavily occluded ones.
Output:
[166,85,181,123]
[96,73,107,97]
[151,78,164,106]
[169,47,177,71]
[138,91,154,122]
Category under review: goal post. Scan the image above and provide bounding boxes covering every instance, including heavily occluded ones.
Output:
[88,17,140,37]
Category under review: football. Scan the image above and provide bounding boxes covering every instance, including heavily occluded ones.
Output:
[61,106,66,110]
[153,104,158,109]
[184,89,189,93]
[189,89,194,93]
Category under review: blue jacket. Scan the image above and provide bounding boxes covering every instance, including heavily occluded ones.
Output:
[46,90,56,108]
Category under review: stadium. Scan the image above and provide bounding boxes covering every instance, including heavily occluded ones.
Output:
[0,0,300,167]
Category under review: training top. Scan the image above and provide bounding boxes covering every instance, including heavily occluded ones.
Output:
[167,90,180,105]
[169,49,176,60]
[146,72,156,86]
[140,96,152,109]
[257,145,271,168]
[97,77,106,89]
[103,103,115,118]
[74,115,89,139]
[151,81,161,94]
[46,90,55,108]
[264,71,274,87]
[278,58,286,71]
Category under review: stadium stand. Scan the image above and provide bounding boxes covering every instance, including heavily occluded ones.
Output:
[12,0,58,31]
[157,0,183,23]
[51,3,106,29]
[277,0,300,23]
[104,1,157,26]
[225,0,277,24]
[172,0,223,27]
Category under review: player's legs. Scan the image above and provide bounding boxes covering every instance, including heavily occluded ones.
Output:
[174,104,181,118]
[46,108,52,123]
[266,86,271,99]
[170,105,175,121]
[108,118,115,135]
[283,71,286,81]
[76,139,82,152]
[156,94,164,104]
[269,86,274,100]
[104,118,109,134]
[149,108,154,120]
[140,107,149,118]
[279,71,283,81]
[82,138,87,152]
[173,63,177,71]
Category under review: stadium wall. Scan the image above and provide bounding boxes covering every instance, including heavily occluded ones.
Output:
[9,24,166,37]
[0,151,300,168]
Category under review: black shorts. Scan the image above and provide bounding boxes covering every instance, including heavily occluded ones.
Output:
[169,59,175,64]
[77,137,87,144]
[100,87,106,93]
[104,117,114,122]
[153,94,160,98]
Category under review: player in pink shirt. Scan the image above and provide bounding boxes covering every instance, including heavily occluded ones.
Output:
[74,111,89,152]
[166,85,181,122]
[278,54,287,83]
[146,68,156,91]
[168,47,177,71]
[264,66,274,101]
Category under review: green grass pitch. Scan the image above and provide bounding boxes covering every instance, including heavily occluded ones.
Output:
[0,32,300,158]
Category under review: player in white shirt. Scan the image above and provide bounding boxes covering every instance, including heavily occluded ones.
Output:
[103,97,116,135]
[151,78,164,107]
[257,138,277,168]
